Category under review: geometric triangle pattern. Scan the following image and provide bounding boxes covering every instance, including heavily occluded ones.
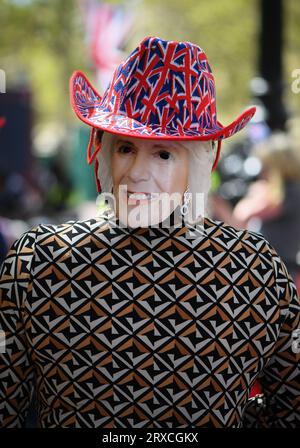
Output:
[0,215,299,427]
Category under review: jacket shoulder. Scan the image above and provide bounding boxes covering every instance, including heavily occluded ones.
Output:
[35,216,111,240]
[204,216,271,253]
[204,217,298,306]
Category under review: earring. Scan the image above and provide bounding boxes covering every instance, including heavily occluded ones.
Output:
[180,186,191,216]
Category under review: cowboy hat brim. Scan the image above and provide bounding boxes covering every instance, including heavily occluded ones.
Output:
[70,70,256,141]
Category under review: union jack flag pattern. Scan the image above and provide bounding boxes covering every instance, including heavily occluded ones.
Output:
[70,36,256,141]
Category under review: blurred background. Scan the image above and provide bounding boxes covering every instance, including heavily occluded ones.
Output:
[0,0,300,289]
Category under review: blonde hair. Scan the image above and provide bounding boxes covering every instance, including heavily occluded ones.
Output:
[254,132,300,182]
[95,130,215,222]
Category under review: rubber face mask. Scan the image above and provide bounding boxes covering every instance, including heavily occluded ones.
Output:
[111,135,189,228]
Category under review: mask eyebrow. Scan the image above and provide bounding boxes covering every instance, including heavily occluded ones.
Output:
[114,139,179,152]
[152,143,179,151]
[115,139,135,146]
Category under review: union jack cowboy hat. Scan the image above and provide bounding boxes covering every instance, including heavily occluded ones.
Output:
[70,36,256,178]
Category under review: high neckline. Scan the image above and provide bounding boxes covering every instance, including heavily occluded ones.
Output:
[118,207,186,232]
[100,206,206,237]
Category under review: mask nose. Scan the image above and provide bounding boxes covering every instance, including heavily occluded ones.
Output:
[127,152,150,183]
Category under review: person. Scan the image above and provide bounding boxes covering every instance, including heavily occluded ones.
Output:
[0,36,299,428]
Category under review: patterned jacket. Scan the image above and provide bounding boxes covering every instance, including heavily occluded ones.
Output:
[0,215,299,428]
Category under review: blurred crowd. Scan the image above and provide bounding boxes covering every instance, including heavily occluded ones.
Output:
[0,152,77,261]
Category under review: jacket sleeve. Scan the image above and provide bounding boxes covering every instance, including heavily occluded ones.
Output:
[0,227,37,427]
[244,243,300,427]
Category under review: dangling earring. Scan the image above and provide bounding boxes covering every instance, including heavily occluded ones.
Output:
[180,186,191,216]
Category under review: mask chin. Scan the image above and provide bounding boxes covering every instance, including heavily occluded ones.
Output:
[119,195,181,228]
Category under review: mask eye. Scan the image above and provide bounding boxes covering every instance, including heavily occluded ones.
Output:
[117,144,133,154]
[158,150,171,160]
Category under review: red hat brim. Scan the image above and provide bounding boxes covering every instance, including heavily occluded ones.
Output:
[70,71,256,142]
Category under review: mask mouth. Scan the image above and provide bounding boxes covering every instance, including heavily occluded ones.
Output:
[126,191,160,204]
